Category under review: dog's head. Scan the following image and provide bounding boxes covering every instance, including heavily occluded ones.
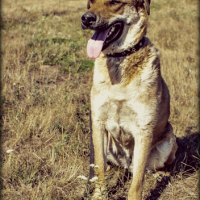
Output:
[81,0,151,58]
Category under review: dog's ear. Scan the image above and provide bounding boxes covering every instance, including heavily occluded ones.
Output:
[138,0,151,15]
[144,0,151,15]
[87,0,90,9]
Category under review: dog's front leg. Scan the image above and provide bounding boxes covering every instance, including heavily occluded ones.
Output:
[128,135,152,200]
[92,121,107,199]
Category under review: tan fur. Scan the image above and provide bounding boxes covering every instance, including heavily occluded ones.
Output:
[83,0,177,199]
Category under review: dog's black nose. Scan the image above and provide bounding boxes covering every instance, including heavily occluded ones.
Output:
[81,13,96,27]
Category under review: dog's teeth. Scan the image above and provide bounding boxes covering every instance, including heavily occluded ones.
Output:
[106,26,116,38]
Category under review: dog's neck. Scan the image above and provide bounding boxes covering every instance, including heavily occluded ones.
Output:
[106,36,146,57]
[105,44,149,85]
[98,38,151,85]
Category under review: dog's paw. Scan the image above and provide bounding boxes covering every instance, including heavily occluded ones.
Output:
[91,195,103,200]
[91,188,107,200]
[91,193,103,200]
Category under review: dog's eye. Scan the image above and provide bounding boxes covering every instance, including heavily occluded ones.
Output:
[90,0,95,3]
[110,0,121,5]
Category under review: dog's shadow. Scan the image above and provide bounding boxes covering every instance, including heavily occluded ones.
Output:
[108,131,200,200]
[146,131,199,199]
[145,131,199,200]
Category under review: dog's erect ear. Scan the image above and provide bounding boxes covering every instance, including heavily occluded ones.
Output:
[138,0,151,15]
[87,0,90,9]
[144,0,151,15]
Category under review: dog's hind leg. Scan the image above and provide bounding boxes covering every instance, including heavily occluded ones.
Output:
[147,123,177,170]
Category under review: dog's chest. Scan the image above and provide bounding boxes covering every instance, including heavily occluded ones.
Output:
[107,57,123,85]
[93,55,156,147]
[104,98,138,148]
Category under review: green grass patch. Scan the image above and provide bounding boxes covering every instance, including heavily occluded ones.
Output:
[25,37,93,74]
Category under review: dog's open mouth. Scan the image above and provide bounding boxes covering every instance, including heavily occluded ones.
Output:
[87,22,123,59]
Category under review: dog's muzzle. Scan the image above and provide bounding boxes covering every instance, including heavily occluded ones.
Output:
[81,13,96,29]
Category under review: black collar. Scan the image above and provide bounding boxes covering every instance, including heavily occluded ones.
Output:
[106,37,145,57]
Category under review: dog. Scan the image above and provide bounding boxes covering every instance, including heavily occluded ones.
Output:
[81,0,178,199]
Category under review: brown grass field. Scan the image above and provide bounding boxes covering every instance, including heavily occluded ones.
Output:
[1,0,199,199]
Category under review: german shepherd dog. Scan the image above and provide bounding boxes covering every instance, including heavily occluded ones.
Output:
[81,0,177,199]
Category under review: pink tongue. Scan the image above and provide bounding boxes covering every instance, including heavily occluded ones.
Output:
[87,28,110,59]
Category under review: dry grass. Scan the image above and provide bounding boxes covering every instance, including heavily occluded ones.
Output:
[1,0,199,199]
